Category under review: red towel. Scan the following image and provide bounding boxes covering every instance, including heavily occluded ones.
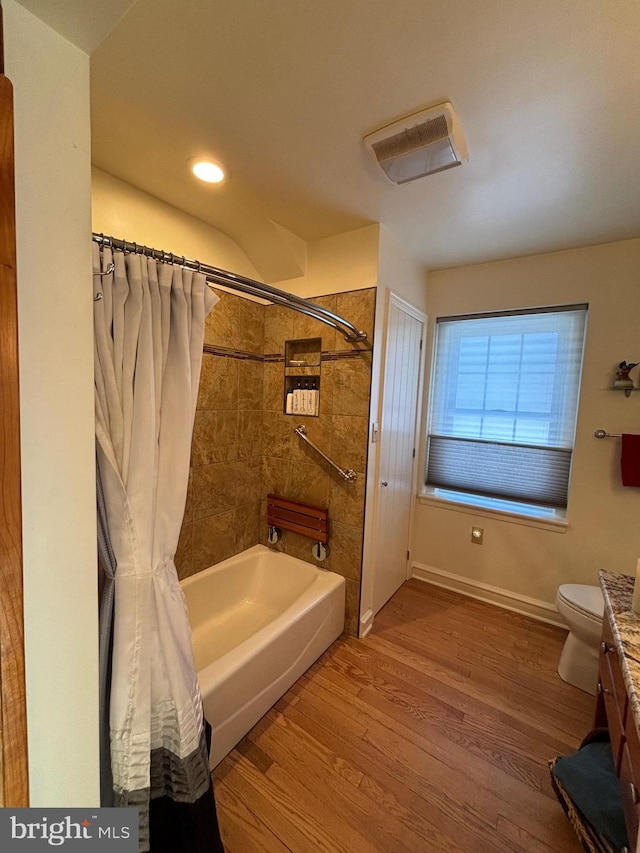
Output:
[621,434,640,486]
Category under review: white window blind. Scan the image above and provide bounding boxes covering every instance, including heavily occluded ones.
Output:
[426,305,587,509]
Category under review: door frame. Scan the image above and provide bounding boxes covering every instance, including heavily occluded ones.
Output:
[359,289,427,636]
[0,5,29,807]
[391,294,428,585]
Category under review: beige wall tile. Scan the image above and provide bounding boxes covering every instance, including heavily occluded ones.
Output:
[263,362,284,412]
[293,294,337,352]
[332,356,371,417]
[193,509,237,573]
[335,288,376,352]
[331,415,369,473]
[264,304,294,354]
[329,474,365,528]
[262,455,290,498]
[238,410,263,459]
[236,298,265,354]
[205,290,238,348]
[262,412,292,459]
[191,410,238,466]
[183,468,194,525]
[198,355,238,410]
[289,414,333,464]
[236,457,262,505]
[236,501,261,552]
[259,498,269,545]
[238,359,264,410]
[286,461,331,509]
[344,579,360,636]
[326,520,363,581]
[318,361,333,416]
[175,522,194,580]
[192,461,238,518]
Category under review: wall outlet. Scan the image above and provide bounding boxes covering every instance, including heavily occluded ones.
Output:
[471,526,484,545]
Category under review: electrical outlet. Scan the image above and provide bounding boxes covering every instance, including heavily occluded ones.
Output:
[471,526,484,545]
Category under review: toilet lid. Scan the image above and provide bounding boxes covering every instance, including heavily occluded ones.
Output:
[558,584,604,620]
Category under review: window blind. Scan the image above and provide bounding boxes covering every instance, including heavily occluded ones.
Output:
[426,305,587,509]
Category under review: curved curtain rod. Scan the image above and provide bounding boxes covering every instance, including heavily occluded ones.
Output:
[92,233,367,342]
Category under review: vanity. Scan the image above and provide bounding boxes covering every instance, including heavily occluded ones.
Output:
[596,571,640,852]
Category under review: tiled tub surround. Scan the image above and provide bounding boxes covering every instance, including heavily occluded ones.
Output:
[175,290,265,579]
[175,286,376,635]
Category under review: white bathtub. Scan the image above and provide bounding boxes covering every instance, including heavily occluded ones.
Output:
[181,544,346,768]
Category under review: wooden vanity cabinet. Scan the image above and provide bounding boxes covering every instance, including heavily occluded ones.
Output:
[622,702,640,848]
[596,611,640,851]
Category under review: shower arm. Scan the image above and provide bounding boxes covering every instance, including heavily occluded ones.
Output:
[92,233,368,342]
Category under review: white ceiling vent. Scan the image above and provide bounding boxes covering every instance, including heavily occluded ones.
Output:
[363,102,468,185]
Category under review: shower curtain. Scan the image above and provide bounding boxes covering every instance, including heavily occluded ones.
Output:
[93,244,223,852]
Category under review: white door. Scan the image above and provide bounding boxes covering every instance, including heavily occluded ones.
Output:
[372,294,426,615]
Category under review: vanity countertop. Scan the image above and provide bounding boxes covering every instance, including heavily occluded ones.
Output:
[599,570,640,730]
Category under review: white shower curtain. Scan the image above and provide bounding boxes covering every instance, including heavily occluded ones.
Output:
[93,244,219,851]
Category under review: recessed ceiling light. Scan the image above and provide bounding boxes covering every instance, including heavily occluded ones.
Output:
[192,160,226,184]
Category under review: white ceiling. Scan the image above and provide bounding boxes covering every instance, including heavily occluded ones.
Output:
[86,0,640,276]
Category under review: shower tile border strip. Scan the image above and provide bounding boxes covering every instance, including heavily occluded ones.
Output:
[203,345,365,363]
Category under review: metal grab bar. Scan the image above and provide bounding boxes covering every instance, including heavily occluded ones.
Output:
[294,425,357,481]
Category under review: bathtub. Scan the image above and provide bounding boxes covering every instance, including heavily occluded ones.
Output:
[181,544,346,768]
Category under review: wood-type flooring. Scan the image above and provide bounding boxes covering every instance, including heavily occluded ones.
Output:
[213,580,594,852]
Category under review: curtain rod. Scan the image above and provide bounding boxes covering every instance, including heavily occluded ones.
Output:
[92,233,367,342]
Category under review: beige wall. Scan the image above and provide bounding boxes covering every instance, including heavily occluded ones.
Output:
[92,172,382,304]
[412,237,640,605]
[274,225,380,298]
[360,226,429,633]
[377,226,429,316]
[92,167,262,280]
[5,0,99,805]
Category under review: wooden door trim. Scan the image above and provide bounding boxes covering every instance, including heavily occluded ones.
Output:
[0,8,29,806]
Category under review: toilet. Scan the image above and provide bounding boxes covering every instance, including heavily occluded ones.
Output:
[555,584,604,694]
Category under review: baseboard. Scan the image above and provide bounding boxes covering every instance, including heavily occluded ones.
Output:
[411,562,566,629]
[359,608,374,638]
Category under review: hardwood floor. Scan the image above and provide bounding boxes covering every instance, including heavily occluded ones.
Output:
[213,580,594,852]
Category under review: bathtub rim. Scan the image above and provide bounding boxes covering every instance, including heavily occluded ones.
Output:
[181,543,345,688]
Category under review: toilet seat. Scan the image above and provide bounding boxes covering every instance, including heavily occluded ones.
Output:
[557,584,604,622]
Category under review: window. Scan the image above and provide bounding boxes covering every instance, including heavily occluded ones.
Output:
[425,304,587,517]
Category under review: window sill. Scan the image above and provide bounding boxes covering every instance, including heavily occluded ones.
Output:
[418,491,569,534]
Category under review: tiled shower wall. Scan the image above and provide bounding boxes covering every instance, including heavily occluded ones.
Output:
[175,286,375,635]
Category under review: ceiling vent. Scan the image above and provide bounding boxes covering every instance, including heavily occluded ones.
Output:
[363,101,468,185]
